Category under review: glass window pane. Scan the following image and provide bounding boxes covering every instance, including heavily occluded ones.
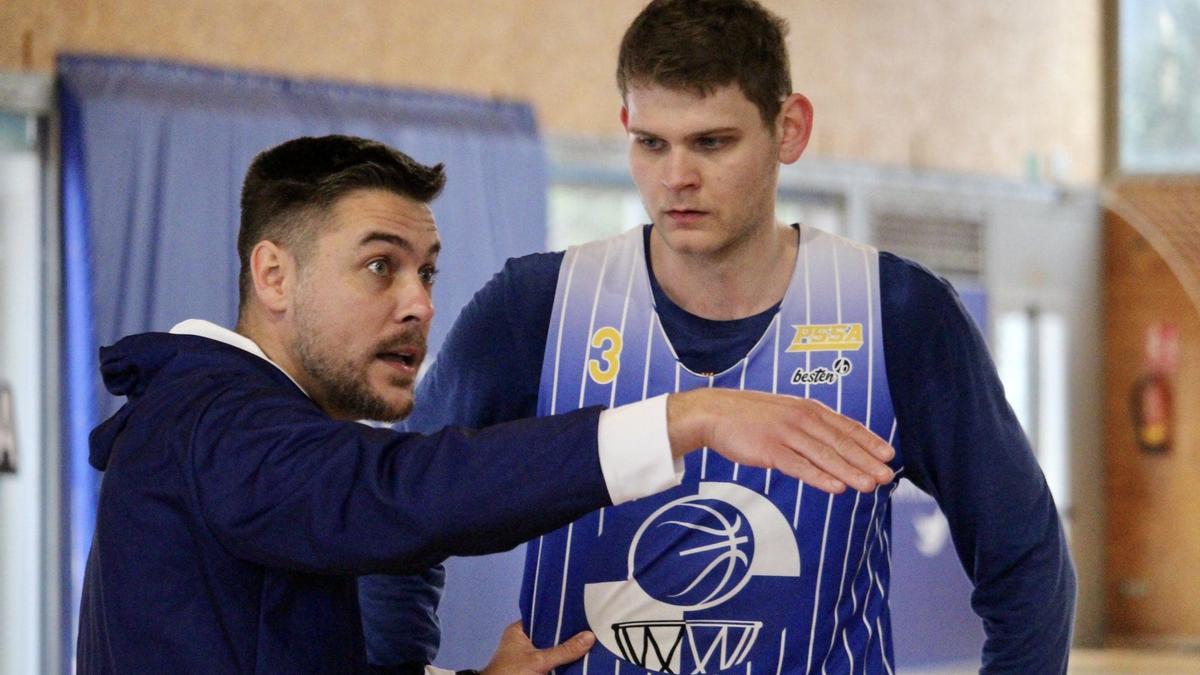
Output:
[1119,0,1200,172]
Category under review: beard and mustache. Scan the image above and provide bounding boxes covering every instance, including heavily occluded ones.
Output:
[294,326,426,423]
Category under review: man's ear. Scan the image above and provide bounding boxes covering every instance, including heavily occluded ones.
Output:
[248,240,296,315]
[620,104,630,133]
[777,93,814,165]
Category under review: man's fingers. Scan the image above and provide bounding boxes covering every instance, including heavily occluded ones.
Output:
[835,413,895,462]
[771,450,847,494]
[536,631,596,670]
[785,429,876,493]
[797,402,895,485]
[847,431,896,483]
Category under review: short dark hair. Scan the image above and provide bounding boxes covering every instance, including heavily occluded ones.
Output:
[236,135,445,312]
[616,0,792,126]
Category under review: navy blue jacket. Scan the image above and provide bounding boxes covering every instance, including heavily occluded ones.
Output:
[77,331,611,674]
[361,234,1076,673]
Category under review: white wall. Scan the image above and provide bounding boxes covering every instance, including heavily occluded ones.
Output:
[0,124,45,675]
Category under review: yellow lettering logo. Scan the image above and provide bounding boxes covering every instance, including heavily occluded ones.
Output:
[588,326,623,384]
[786,323,864,352]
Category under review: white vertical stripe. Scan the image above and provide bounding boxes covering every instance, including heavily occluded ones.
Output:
[733,359,748,481]
[529,536,545,638]
[841,485,881,672]
[765,314,780,494]
[817,234,848,675]
[577,243,614,410]
[552,523,575,647]
[877,616,894,675]
[833,240,844,416]
[856,493,883,670]
[862,248,875,430]
[840,594,855,671]
[823,489,861,674]
[641,312,656,401]
[794,237,813,527]
[805,492,835,673]
[702,373,714,479]
[802,232,813,402]
[550,250,581,417]
[861,484,900,675]
[807,243,842,673]
[775,628,788,675]
[681,363,705,479]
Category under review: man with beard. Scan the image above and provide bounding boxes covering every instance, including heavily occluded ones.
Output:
[76,134,896,674]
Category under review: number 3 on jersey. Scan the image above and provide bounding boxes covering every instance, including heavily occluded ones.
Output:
[587,327,622,384]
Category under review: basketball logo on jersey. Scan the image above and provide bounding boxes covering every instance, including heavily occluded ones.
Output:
[583,482,801,673]
[631,497,755,610]
[587,326,622,384]
[786,323,864,352]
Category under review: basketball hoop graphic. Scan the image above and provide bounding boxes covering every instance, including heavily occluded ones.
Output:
[612,619,762,674]
[582,481,801,673]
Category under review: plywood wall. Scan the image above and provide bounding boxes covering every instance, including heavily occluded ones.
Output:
[1103,210,1200,640]
[1,0,1101,182]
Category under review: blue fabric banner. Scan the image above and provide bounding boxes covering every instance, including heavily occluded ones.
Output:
[57,54,547,670]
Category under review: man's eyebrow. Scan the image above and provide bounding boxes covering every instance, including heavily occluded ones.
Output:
[359,232,441,257]
[627,126,740,139]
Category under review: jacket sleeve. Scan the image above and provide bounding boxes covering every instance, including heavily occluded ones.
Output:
[358,565,445,667]
[189,380,609,576]
[357,252,563,665]
[882,255,1076,674]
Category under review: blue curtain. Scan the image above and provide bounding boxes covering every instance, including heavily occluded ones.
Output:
[57,54,547,670]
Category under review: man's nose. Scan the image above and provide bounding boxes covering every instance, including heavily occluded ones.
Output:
[395,277,434,325]
[661,150,700,192]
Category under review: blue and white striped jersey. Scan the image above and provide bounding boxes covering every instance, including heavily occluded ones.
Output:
[524,226,902,674]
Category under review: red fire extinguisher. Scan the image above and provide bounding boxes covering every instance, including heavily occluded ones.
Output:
[1130,323,1178,455]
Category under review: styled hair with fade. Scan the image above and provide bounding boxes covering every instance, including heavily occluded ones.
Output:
[616,0,792,127]
[236,134,445,314]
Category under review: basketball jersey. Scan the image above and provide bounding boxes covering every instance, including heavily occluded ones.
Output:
[524,226,902,674]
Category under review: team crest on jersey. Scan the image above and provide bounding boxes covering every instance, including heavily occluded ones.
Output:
[583,482,801,673]
[786,323,864,352]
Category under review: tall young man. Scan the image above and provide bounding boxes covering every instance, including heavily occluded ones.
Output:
[361,1,1076,673]
[76,134,894,674]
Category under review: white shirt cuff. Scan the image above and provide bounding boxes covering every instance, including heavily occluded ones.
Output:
[424,666,454,675]
[596,394,684,505]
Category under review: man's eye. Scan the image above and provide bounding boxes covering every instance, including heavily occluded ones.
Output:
[696,137,726,150]
[419,266,439,285]
[637,137,664,151]
[366,259,390,276]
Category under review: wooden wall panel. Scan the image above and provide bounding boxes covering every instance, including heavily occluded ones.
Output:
[0,0,1101,182]
[1103,211,1200,639]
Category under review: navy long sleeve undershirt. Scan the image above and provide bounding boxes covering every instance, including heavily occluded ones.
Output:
[360,231,1075,673]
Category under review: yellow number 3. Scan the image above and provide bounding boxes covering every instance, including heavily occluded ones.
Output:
[588,326,622,385]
